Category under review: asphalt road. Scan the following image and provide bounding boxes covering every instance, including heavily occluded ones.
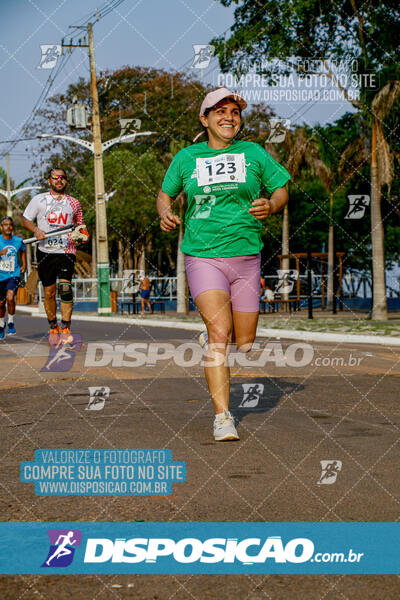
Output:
[1,314,399,599]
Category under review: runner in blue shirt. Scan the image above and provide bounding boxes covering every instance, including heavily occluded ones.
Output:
[0,217,26,338]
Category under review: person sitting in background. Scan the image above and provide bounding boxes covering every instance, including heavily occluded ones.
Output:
[262,283,275,304]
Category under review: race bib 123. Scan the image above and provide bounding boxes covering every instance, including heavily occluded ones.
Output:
[196,153,246,186]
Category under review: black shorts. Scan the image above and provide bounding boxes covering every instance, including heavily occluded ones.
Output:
[37,250,76,287]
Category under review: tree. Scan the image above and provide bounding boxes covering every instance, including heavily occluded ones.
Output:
[74,148,165,276]
[27,67,209,276]
[282,127,310,274]
[161,140,190,313]
[212,0,400,319]
[303,133,335,308]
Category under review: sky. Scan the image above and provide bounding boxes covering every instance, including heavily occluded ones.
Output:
[0,0,354,185]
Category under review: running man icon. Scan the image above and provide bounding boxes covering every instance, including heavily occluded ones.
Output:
[317,460,342,485]
[42,529,82,568]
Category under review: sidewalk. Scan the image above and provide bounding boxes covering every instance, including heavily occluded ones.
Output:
[16,305,400,346]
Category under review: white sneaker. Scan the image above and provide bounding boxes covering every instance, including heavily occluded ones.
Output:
[199,330,208,348]
[213,410,239,441]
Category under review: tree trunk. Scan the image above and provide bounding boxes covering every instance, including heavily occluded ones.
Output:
[281,204,289,300]
[116,239,123,294]
[126,244,133,270]
[371,118,388,320]
[26,243,32,275]
[138,246,146,274]
[117,239,123,278]
[326,193,334,310]
[176,228,186,313]
[176,197,187,313]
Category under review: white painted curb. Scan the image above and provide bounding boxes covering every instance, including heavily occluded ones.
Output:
[16,306,400,346]
[257,328,400,347]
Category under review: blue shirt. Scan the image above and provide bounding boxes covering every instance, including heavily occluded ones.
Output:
[0,235,26,281]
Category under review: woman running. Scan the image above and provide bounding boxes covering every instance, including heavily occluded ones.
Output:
[157,87,290,441]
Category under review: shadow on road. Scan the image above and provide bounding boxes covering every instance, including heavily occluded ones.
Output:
[229,378,302,424]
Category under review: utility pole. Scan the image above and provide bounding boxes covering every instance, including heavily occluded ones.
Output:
[54,28,155,313]
[6,154,11,217]
[88,22,111,315]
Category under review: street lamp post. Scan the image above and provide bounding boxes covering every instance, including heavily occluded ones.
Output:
[0,152,40,218]
[0,185,40,218]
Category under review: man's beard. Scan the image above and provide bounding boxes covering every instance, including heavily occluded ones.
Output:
[50,184,66,195]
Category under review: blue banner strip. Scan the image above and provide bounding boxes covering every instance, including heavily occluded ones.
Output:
[0,522,399,574]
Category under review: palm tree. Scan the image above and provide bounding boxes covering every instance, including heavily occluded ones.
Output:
[162,140,188,313]
[337,81,400,320]
[369,81,400,320]
[304,139,334,308]
[270,128,310,297]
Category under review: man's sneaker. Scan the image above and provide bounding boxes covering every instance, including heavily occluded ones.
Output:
[0,326,5,340]
[213,410,239,441]
[199,330,208,348]
[48,325,61,346]
[7,322,16,336]
[60,327,73,345]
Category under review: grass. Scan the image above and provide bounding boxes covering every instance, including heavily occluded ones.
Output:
[257,314,400,336]
[114,311,400,336]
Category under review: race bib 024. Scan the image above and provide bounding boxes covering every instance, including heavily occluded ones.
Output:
[43,235,68,250]
[196,153,246,186]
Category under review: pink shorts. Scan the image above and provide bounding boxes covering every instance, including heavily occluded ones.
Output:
[184,254,261,313]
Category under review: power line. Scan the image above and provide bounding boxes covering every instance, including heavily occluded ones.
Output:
[0,0,128,158]
[0,51,73,159]
[0,137,39,144]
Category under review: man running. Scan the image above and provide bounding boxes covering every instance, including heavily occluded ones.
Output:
[22,168,89,345]
[0,217,26,339]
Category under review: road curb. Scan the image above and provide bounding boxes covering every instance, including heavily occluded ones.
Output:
[257,327,400,347]
[17,307,400,346]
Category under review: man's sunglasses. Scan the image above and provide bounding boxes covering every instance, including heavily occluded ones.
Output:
[50,174,67,181]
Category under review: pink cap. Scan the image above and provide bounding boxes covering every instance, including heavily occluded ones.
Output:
[199,87,247,118]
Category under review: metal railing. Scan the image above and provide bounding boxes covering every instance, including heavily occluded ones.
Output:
[36,272,400,305]
[38,277,178,304]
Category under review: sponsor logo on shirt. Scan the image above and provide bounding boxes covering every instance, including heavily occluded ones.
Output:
[46,212,69,226]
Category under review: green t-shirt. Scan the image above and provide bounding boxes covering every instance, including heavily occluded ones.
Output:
[162,139,291,257]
